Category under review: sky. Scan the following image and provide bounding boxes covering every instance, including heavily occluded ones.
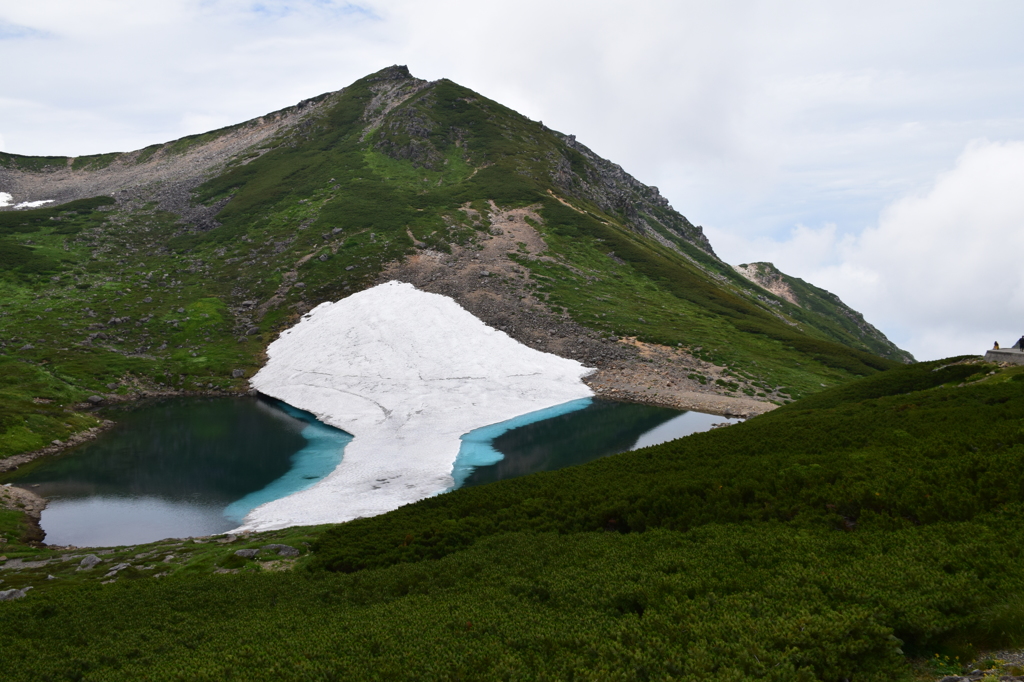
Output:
[1,0,1023,360]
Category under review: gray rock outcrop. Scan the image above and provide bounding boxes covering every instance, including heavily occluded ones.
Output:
[261,544,299,557]
[78,554,102,570]
[0,586,33,601]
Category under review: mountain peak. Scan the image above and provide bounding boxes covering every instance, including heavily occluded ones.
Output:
[365,64,414,82]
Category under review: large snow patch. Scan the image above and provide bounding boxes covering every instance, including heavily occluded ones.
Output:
[237,281,594,531]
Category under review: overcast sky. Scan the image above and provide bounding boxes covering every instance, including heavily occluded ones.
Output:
[2,0,1023,361]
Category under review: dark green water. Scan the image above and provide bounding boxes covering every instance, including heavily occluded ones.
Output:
[459,399,739,488]
[7,397,317,546]
[15,398,308,498]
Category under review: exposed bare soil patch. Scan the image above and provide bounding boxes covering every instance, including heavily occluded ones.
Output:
[382,203,777,418]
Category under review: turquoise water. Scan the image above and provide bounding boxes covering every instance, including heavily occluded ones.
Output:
[449,398,595,489]
[223,402,350,522]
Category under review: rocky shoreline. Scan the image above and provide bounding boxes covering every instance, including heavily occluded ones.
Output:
[0,421,117,476]
[589,383,775,419]
[584,337,779,419]
[0,484,49,545]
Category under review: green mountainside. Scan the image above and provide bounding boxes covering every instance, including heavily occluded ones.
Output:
[3,357,1023,680]
[734,261,913,363]
[0,66,907,459]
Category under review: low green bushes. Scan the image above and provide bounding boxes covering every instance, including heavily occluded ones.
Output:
[6,520,1024,680]
[4,357,1024,679]
[312,358,1024,572]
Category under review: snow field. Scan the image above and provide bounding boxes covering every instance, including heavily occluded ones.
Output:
[237,281,594,531]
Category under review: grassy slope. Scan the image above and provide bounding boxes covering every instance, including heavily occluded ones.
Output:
[4,359,1024,680]
[0,197,272,456]
[526,200,897,389]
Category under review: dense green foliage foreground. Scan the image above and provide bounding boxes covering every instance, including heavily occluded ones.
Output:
[5,357,1024,680]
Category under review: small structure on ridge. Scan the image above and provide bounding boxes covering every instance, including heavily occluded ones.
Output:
[985,335,1024,365]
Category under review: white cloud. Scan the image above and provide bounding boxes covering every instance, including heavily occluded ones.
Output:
[715,140,1024,361]
[832,139,1024,359]
[707,222,845,275]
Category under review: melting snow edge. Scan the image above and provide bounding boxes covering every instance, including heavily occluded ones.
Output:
[235,281,594,531]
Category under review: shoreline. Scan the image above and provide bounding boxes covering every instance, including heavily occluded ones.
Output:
[0,387,253,476]
[0,388,253,546]
[0,367,778,546]
[589,383,777,419]
[0,484,49,546]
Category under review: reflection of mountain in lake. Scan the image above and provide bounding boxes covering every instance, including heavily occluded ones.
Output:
[462,399,680,487]
[13,397,308,503]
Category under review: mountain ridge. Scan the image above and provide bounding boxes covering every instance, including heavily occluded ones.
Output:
[0,64,909,460]
[735,261,913,364]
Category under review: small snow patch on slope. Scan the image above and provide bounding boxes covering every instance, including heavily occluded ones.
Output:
[0,193,55,209]
[239,281,594,531]
[15,200,54,209]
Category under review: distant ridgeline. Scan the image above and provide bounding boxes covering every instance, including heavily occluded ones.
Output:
[0,65,908,458]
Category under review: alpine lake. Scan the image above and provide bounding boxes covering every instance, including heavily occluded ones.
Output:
[2,396,740,547]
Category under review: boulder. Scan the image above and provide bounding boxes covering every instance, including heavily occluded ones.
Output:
[87,395,104,405]
[0,586,32,601]
[103,562,131,577]
[234,549,259,559]
[78,554,103,570]
[261,544,300,557]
